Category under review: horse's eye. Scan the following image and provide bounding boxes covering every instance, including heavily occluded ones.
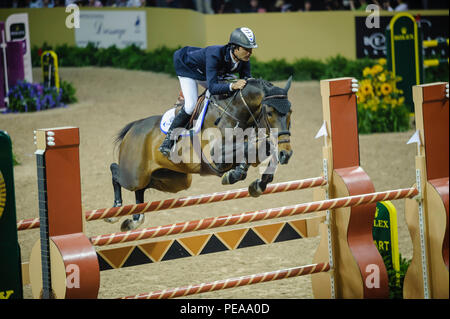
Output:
[267,112,273,117]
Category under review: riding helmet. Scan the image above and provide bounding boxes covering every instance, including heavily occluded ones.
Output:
[229,27,258,49]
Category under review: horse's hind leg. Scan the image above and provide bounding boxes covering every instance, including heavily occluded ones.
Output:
[104,163,122,224]
[120,188,146,231]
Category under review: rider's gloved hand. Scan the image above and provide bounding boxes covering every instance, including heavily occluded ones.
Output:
[231,79,247,90]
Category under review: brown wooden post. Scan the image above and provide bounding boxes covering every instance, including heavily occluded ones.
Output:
[404,82,449,299]
[312,78,389,298]
[29,127,99,299]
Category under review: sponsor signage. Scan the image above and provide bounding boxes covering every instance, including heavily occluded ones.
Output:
[75,10,147,49]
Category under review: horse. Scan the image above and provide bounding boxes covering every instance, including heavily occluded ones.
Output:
[107,77,294,231]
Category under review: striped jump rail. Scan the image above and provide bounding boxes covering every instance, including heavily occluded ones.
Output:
[120,262,331,299]
[16,177,326,231]
[90,187,418,247]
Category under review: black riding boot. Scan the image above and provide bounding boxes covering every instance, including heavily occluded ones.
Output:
[159,108,191,157]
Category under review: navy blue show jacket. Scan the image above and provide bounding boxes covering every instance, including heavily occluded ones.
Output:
[173,45,251,95]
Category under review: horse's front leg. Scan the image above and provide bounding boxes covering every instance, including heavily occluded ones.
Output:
[221,161,249,185]
[220,138,250,185]
[248,172,273,197]
[248,154,277,197]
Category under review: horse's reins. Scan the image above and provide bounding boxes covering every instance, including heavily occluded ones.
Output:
[212,91,241,127]
[239,89,261,128]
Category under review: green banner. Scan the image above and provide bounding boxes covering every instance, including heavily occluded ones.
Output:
[0,131,23,299]
[373,201,400,285]
[386,13,424,113]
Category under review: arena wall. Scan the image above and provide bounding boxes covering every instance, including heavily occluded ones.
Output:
[0,7,447,62]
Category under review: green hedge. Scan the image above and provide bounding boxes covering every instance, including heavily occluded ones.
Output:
[31,43,447,83]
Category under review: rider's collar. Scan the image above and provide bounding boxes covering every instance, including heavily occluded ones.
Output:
[230,49,240,65]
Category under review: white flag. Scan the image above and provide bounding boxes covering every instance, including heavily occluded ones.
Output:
[315,121,328,139]
[407,130,421,146]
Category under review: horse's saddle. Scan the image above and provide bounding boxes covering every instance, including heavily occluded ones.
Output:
[160,91,210,136]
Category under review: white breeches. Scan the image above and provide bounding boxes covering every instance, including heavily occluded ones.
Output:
[178,76,208,115]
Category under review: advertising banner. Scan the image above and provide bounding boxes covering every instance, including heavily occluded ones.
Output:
[75,10,147,49]
[355,15,448,59]
[5,13,32,84]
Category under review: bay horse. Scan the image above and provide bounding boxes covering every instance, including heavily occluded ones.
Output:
[108,77,294,231]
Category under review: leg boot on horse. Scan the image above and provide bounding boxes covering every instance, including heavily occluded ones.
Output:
[159,108,190,158]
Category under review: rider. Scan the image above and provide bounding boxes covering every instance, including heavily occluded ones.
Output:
[159,27,258,157]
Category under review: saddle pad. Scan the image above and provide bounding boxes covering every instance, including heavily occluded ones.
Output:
[160,99,209,136]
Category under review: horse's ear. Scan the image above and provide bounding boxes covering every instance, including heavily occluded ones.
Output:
[284,75,292,92]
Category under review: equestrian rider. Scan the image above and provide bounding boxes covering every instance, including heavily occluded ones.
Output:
[159,27,258,157]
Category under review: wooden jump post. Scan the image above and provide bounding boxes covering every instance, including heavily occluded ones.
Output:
[28,128,99,299]
[403,82,449,299]
[311,78,390,299]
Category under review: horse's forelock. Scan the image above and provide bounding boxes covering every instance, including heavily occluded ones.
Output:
[243,78,265,98]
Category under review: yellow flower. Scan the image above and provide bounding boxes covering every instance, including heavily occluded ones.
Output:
[363,67,372,77]
[381,83,393,95]
[377,73,386,82]
[371,64,383,74]
[358,93,366,103]
[360,80,373,96]
[398,97,405,105]
[378,58,387,66]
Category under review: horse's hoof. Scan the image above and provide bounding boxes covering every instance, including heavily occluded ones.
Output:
[105,201,122,223]
[120,214,145,231]
[248,180,263,198]
[221,172,230,185]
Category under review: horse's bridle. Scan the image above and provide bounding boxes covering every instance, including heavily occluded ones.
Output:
[252,94,291,145]
[210,89,291,145]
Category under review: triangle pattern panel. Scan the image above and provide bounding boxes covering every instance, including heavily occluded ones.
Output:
[97,246,134,270]
[161,240,192,261]
[178,234,211,256]
[289,219,308,238]
[96,221,309,271]
[274,223,303,243]
[97,253,114,271]
[237,229,266,248]
[121,246,153,268]
[215,228,248,249]
[139,240,173,262]
[200,234,229,255]
[253,223,284,243]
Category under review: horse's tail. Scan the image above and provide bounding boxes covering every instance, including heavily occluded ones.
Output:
[114,120,139,146]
